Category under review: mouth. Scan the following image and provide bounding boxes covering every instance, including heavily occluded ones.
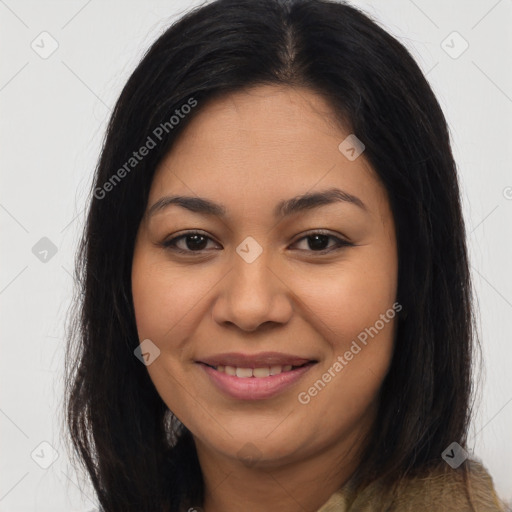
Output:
[199,360,314,378]
[195,352,318,400]
[196,351,317,377]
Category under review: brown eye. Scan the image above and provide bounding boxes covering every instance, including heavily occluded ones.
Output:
[179,233,209,251]
[291,231,353,253]
[304,234,331,251]
[162,231,220,254]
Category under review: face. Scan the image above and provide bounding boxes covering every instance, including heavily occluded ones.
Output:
[131,85,398,472]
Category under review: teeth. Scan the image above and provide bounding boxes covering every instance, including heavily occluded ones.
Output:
[235,367,253,378]
[213,364,300,377]
[253,367,270,378]
[225,365,236,376]
[270,365,282,375]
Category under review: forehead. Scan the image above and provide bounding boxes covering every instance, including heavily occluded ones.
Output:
[167,85,345,154]
[149,85,385,218]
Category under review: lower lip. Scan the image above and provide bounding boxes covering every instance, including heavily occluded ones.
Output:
[198,362,316,400]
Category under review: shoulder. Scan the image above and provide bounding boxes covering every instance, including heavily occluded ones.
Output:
[317,459,509,512]
[387,459,508,511]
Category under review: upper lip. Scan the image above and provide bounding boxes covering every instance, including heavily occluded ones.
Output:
[196,352,316,368]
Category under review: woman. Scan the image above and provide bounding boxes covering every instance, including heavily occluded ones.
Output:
[64,0,508,510]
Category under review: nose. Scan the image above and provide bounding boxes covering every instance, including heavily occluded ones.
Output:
[211,251,293,332]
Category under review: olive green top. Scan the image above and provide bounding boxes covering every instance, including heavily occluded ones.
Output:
[316,460,509,512]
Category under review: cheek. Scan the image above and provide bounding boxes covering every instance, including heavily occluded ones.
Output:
[287,250,397,413]
[284,255,397,345]
[296,280,397,441]
[131,255,215,344]
[131,254,207,420]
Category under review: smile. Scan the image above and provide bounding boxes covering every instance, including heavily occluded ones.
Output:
[196,354,317,400]
[204,362,308,377]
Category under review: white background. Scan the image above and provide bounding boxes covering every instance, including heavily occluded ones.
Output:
[1,0,511,510]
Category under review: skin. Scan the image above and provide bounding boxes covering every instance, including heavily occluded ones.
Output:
[131,85,398,512]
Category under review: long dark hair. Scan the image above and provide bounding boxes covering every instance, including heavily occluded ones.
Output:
[63,0,476,510]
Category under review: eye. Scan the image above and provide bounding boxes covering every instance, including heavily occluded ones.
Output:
[290,230,354,253]
[161,231,220,254]
[161,229,353,256]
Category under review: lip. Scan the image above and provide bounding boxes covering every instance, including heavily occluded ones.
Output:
[196,351,314,368]
[197,360,317,400]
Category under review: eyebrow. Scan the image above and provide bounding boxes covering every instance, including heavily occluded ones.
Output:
[146,187,367,220]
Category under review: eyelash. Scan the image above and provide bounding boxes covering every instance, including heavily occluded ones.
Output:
[161,230,354,256]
